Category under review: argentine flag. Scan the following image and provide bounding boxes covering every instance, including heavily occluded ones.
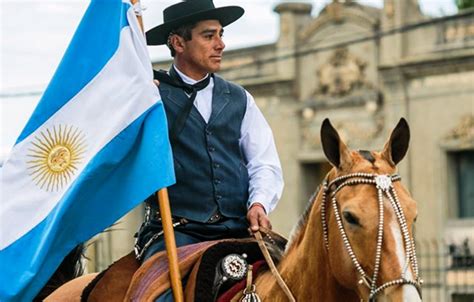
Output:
[0,1,175,300]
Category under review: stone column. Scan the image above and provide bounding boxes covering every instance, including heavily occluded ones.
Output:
[380,0,424,190]
[274,3,312,80]
[380,0,424,64]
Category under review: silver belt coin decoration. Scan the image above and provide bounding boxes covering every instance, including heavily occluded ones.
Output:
[212,253,249,301]
[221,253,248,281]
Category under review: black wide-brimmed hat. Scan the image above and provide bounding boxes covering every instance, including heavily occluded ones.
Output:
[146,0,244,45]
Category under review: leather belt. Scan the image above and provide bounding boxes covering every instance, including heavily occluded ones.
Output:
[207,211,223,224]
[145,205,224,224]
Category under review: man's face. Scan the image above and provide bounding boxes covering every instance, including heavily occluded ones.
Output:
[180,20,225,74]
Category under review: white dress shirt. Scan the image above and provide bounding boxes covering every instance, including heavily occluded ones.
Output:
[174,66,284,214]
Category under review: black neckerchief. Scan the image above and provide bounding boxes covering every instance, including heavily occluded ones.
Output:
[154,66,212,144]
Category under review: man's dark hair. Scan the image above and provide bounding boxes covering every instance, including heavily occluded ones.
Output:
[167,22,197,57]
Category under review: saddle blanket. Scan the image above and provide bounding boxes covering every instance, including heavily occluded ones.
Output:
[126,240,220,301]
[85,233,285,301]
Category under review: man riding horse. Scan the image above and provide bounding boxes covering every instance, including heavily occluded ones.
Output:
[41,1,424,301]
[45,117,423,301]
[134,0,284,299]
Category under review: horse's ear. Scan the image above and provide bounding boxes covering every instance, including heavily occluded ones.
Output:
[321,118,352,170]
[382,118,410,166]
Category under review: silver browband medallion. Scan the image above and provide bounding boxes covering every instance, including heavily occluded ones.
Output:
[375,175,392,191]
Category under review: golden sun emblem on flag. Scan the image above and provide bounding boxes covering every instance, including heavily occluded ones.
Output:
[27,125,86,191]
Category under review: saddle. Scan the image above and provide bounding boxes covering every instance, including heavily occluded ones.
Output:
[82,230,286,302]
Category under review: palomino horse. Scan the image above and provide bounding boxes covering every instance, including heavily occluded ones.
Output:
[46,118,422,301]
[244,118,422,301]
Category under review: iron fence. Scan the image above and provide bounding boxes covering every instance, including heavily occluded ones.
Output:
[417,237,474,302]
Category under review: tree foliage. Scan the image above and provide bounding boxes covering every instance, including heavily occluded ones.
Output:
[456,0,474,10]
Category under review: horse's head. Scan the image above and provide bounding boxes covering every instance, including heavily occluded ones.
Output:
[320,118,422,301]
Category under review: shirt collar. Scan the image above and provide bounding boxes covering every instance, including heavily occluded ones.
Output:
[173,65,209,85]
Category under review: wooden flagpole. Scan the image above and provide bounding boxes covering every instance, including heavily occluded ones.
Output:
[130,1,184,301]
[157,189,184,302]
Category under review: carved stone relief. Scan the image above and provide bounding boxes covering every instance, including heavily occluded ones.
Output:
[444,115,474,147]
[316,47,371,97]
[300,47,383,153]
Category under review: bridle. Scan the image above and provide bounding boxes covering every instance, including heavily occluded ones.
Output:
[320,172,423,301]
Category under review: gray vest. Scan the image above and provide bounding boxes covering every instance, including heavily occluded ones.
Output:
[149,74,249,223]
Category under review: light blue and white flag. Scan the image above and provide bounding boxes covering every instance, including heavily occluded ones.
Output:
[0,1,175,300]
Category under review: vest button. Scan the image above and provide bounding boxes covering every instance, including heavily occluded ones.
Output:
[206,130,212,136]
[213,163,220,169]
[214,179,221,184]
[208,146,215,152]
[216,195,222,200]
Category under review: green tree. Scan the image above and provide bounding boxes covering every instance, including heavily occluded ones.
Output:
[456,0,474,10]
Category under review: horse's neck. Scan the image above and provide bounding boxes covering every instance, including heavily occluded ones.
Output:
[255,193,357,301]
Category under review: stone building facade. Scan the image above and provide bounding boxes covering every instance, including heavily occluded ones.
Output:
[90,0,473,299]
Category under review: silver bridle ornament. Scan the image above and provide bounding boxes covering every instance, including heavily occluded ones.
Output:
[320,173,423,301]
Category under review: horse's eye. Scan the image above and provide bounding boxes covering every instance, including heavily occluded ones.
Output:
[342,210,360,226]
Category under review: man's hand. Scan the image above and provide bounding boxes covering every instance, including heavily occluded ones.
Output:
[154,79,160,86]
[247,203,271,232]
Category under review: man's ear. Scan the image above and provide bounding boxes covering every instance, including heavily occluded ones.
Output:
[169,35,185,54]
[381,118,410,166]
[320,118,352,170]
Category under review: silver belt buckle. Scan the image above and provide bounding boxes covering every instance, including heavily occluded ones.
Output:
[207,211,222,223]
[144,205,162,222]
[144,204,153,222]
